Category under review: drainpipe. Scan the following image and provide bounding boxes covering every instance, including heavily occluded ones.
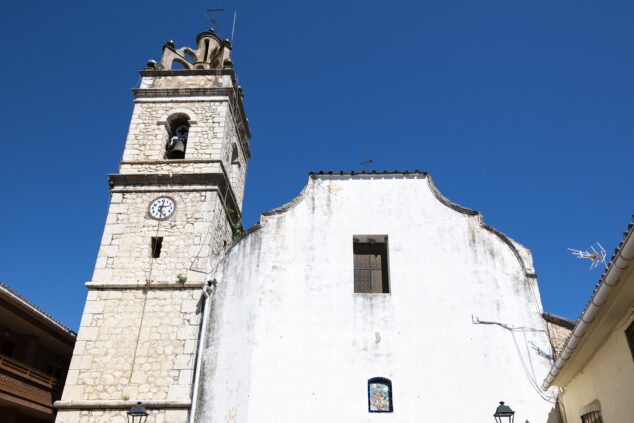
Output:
[542,225,634,389]
[189,281,214,423]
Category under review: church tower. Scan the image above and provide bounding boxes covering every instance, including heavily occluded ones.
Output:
[55,29,250,423]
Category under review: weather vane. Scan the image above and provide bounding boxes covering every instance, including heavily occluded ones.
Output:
[206,7,224,30]
[360,152,373,172]
[568,242,607,270]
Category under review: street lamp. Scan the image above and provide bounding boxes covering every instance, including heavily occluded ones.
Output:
[493,401,515,423]
[127,401,149,423]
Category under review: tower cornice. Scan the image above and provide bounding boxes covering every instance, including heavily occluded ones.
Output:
[139,69,234,77]
[108,171,242,221]
[132,80,251,157]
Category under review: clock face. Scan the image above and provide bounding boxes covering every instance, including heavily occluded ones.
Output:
[148,197,176,220]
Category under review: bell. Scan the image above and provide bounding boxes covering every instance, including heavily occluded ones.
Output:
[167,138,186,159]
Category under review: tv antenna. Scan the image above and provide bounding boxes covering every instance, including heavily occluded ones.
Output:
[568,242,607,270]
[206,8,224,30]
[359,152,373,172]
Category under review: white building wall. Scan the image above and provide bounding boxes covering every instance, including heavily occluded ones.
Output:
[198,174,558,423]
[559,316,634,423]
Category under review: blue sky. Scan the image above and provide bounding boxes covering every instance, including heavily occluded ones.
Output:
[0,0,632,330]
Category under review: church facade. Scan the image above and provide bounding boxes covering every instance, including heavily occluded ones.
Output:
[56,28,559,423]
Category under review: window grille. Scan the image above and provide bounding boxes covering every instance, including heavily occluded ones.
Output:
[581,411,603,423]
[625,320,634,362]
[353,237,389,293]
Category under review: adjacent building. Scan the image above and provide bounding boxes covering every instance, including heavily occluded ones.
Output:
[543,217,634,423]
[0,282,75,422]
[543,312,576,361]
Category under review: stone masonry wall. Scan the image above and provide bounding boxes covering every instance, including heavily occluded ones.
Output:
[92,191,231,285]
[140,75,231,90]
[121,100,230,163]
[225,116,247,209]
[59,67,248,422]
[56,408,188,423]
[60,288,202,404]
[545,319,573,360]
[118,96,247,209]
[119,161,224,175]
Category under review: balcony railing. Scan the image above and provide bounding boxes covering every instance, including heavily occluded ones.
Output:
[0,354,62,417]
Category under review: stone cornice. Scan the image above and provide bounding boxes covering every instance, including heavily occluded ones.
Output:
[119,159,222,165]
[85,282,205,290]
[139,69,233,77]
[108,172,241,221]
[132,83,251,157]
[133,87,233,98]
[55,399,191,410]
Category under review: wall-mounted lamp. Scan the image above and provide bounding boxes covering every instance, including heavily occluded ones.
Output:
[127,401,149,423]
[493,401,515,423]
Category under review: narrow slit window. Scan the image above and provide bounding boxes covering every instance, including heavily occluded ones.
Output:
[625,320,634,362]
[151,237,163,258]
[353,236,389,293]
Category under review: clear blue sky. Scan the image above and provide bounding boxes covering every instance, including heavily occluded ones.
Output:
[0,0,632,330]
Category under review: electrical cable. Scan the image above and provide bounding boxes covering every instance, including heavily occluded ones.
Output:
[128,213,163,382]
[473,316,557,403]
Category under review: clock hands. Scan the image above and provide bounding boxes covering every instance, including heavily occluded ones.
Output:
[149,197,174,220]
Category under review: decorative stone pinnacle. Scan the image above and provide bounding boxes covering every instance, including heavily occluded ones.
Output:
[153,30,233,71]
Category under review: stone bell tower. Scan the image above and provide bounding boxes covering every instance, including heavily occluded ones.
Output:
[55,29,250,423]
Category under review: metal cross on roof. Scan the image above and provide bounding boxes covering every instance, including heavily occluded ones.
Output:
[359,152,373,172]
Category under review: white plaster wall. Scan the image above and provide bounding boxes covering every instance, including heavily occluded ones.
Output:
[198,175,558,423]
[559,316,634,423]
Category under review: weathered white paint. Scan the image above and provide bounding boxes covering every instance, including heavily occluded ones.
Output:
[198,174,558,422]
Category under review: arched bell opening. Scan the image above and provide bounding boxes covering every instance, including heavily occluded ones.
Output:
[165,114,190,159]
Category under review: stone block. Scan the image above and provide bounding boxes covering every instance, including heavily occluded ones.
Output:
[76,326,99,341]
[178,369,193,385]
[173,354,194,370]
[177,326,199,340]
[92,268,113,282]
[164,409,189,423]
[55,410,81,423]
[167,383,191,400]
[83,301,104,314]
